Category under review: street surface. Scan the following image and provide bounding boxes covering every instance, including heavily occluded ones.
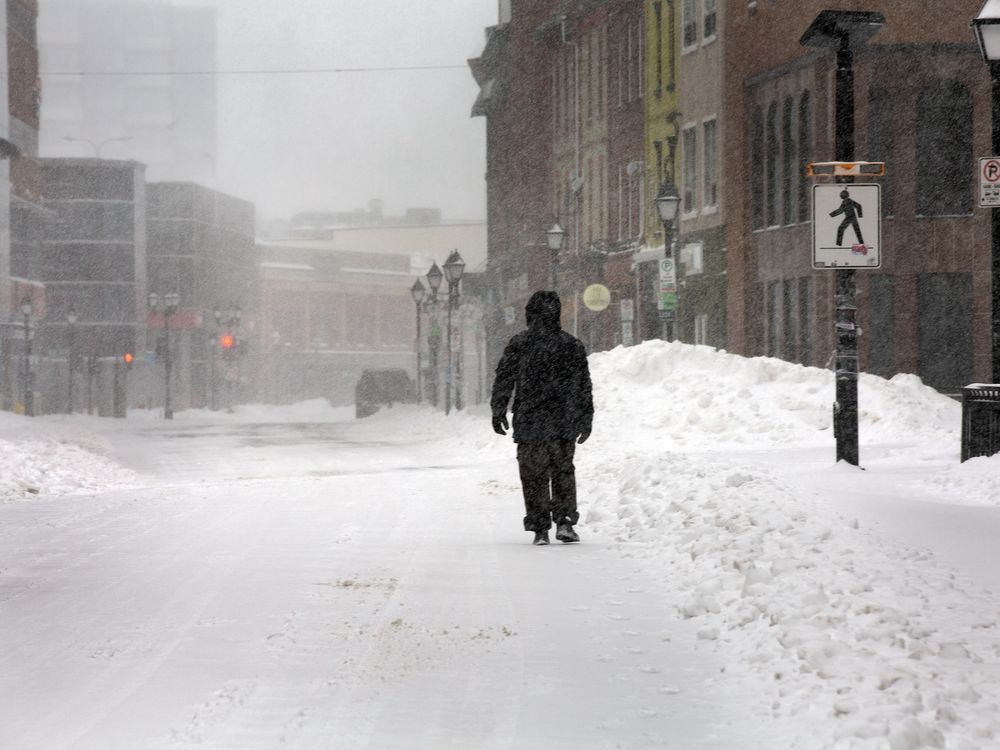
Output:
[0,415,758,750]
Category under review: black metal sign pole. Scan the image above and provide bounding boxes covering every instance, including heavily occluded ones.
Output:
[834,34,860,466]
[992,60,1000,383]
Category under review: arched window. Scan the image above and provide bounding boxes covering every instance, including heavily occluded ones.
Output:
[867,85,894,217]
[766,102,778,226]
[797,91,812,223]
[751,106,764,229]
[916,80,972,217]
[782,97,795,225]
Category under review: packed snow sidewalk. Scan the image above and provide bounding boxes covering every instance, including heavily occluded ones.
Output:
[4,340,1000,748]
[570,342,1000,749]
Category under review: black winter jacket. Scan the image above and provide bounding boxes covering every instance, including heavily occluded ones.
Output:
[491,291,594,443]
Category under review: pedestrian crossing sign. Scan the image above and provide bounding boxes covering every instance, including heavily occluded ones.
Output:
[812,183,881,269]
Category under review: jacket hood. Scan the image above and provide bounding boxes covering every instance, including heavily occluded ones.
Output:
[525,290,561,331]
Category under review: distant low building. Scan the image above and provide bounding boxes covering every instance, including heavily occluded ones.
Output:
[258,221,487,406]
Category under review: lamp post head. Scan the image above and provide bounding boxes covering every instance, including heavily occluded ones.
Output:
[20,295,32,317]
[148,292,159,310]
[800,10,884,50]
[426,261,444,295]
[410,278,426,304]
[443,250,466,285]
[653,181,681,225]
[973,1,1000,62]
[213,307,222,324]
[546,221,566,252]
[67,308,78,326]
[165,292,180,311]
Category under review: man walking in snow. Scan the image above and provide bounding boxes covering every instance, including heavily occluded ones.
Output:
[491,291,594,546]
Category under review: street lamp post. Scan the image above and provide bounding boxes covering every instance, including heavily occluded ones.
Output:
[62,135,133,158]
[425,261,443,407]
[443,250,466,414]
[801,10,884,468]
[410,279,426,404]
[973,1,1000,382]
[149,291,180,419]
[66,308,78,414]
[210,307,222,410]
[653,181,681,341]
[546,221,566,290]
[20,296,33,416]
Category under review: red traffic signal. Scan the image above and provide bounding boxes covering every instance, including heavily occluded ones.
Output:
[122,352,134,369]
[220,334,235,349]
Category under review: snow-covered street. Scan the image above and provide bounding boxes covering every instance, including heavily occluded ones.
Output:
[2,342,1000,749]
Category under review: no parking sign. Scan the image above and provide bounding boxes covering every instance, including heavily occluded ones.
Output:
[980,157,1000,208]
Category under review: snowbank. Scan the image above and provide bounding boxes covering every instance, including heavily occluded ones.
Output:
[0,411,135,502]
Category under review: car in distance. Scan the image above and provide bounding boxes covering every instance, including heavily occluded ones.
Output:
[354,368,416,418]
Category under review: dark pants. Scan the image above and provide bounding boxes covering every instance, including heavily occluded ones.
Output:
[517,440,580,532]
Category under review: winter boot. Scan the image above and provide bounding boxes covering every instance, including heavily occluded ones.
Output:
[556,523,580,543]
[532,530,550,546]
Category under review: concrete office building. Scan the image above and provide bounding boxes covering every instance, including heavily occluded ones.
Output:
[38,0,217,185]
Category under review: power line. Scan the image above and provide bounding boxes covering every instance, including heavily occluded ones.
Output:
[40,64,468,77]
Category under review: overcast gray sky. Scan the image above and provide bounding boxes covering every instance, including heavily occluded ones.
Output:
[171,0,497,222]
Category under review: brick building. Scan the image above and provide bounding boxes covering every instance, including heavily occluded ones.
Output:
[724,0,991,392]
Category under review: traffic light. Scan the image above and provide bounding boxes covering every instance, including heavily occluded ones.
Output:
[220,333,236,360]
[122,352,134,370]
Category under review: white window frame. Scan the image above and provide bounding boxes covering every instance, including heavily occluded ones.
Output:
[703,116,718,211]
[682,242,704,275]
[703,0,717,43]
[682,0,699,54]
[694,314,709,345]
[681,123,699,217]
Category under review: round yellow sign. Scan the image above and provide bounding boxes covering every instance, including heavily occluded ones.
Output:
[583,283,611,312]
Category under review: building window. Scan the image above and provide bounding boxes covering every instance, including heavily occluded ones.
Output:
[797,92,811,223]
[703,118,718,208]
[683,125,698,214]
[683,0,698,50]
[766,102,778,226]
[637,22,644,99]
[617,42,625,107]
[798,277,812,365]
[782,279,796,361]
[751,106,764,229]
[867,85,894,217]
[586,35,594,122]
[694,314,709,345]
[683,242,704,275]
[916,80,972,217]
[767,280,780,357]
[597,32,604,116]
[704,0,717,39]
[654,1,664,95]
[627,25,635,101]
[782,97,795,225]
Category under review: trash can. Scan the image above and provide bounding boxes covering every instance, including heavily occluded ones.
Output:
[961,384,1000,462]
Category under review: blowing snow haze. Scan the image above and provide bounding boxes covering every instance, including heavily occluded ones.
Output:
[39,0,496,222]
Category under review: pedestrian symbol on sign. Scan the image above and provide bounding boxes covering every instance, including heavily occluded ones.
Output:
[829,189,864,247]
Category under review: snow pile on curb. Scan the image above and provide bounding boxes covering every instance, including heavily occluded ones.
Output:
[566,341,999,747]
[587,341,959,449]
[581,451,1000,749]
[0,413,135,502]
